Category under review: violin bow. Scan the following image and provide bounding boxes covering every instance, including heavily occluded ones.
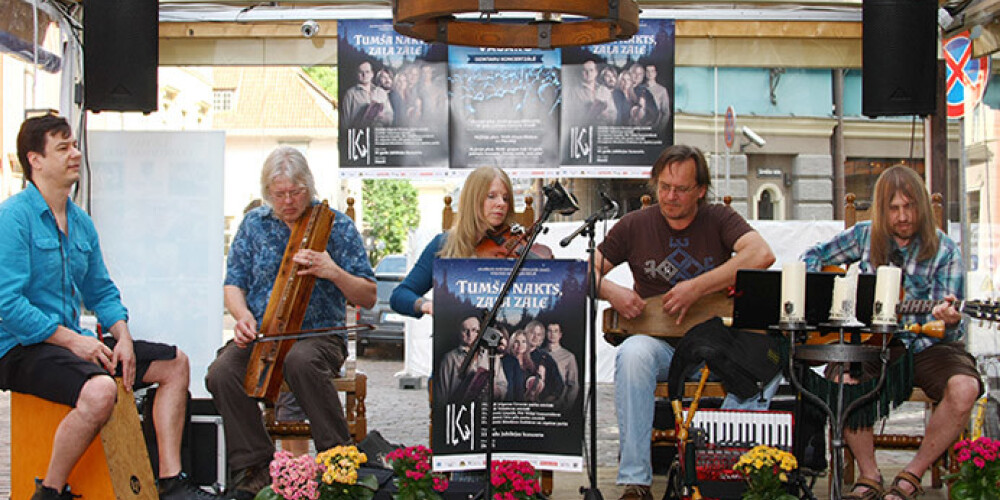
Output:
[253,324,374,343]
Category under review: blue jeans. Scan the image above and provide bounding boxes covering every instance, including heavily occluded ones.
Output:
[614,334,782,486]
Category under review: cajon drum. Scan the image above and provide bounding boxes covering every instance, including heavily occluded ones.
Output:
[12,378,158,499]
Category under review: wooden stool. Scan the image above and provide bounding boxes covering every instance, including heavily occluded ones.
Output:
[264,373,369,445]
[11,379,158,499]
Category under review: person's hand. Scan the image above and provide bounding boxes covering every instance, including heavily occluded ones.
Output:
[67,335,115,373]
[525,376,544,401]
[233,315,258,348]
[662,279,703,325]
[608,286,645,320]
[932,294,962,326]
[420,300,434,315]
[294,249,338,278]
[111,334,136,390]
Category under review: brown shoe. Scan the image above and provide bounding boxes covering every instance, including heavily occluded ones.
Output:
[619,484,653,500]
[227,463,270,499]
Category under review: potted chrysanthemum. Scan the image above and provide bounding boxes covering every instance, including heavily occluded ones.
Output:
[734,445,798,500]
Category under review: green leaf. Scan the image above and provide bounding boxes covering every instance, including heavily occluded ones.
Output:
[254,486,282,500]
[357,474,380,491]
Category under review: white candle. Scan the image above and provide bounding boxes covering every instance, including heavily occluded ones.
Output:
[829,266,859,322]
[781,262,806,324]
[872,265,902,326]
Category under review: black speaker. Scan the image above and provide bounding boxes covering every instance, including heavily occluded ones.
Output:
[862,0,937,117]
[83,0,158,113]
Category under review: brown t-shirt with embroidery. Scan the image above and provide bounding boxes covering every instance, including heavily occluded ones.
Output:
[598,204,754,299]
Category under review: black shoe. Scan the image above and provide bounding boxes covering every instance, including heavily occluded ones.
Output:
[226,463,270,500]
[159,473,225,500]
[31,479,79,500]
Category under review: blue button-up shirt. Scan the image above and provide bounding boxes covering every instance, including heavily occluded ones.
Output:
[225,203,374,337]
[801,220,964,352]
[0,184,128,358]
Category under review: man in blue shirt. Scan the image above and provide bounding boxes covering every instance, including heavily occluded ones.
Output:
[801,165,981,500]
[0,114,221,500]
[205,146,376,500]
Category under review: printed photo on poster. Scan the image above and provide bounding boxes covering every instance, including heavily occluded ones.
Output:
[448,46,561,169]
[431,259,586,472]
[560,19,675,166]
[338,20,449,168]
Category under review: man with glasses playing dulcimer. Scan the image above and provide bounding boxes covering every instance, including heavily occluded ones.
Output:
[592,144,780,500]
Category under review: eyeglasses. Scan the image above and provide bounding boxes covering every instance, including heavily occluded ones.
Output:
[658,183,698,195]
[270,187,308,201]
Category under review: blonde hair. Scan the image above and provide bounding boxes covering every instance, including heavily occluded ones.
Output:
[870,165,939,267]
[260,146,317,206]
[508,330,537,373]
[439,166,515,258]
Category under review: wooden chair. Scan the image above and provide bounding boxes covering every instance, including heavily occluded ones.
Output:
[442,193,535,229]
[840,192,954,489]
[263,196,368,447]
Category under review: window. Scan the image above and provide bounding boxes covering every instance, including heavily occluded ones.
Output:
[213,89,235,111]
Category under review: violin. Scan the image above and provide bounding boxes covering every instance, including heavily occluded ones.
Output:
[475,223,553,259]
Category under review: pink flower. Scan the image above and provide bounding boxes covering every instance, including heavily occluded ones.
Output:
[974,457,987,469]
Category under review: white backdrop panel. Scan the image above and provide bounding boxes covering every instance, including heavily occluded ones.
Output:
[89,131,225,398]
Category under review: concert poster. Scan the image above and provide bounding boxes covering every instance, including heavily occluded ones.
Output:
[431,259,587,472]
[447,45,561,169]
[337,19,449,168]
[560,19,675,166]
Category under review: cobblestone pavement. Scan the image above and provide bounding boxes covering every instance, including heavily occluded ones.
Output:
[0,349,937,498]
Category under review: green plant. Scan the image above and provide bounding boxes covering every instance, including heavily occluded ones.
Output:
[946,437,1000,500]
[254,446,378,500]
[362,179,420,266]
[490,460,541,499]
[384,445,448,500]
[734,445,798,500]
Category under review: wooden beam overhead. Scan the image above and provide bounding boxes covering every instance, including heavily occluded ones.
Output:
[676,20,862,38]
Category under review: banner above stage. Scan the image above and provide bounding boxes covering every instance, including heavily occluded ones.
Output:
[338,19,675,178]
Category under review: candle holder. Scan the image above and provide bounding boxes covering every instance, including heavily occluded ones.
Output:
[779,321,893,500]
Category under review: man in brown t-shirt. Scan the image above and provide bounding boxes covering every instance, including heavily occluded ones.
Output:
[594,144,777,500]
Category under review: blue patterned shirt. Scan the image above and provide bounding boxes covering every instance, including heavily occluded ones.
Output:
[0,184,128,358]
[800,220,964,352]
[225,203,374,338]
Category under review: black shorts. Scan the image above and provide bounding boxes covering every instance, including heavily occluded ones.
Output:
[0,336,176,407]
[829,340,984,402]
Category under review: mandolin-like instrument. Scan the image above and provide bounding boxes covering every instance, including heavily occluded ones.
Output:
[244,201,334,402]
[602,291,733,346]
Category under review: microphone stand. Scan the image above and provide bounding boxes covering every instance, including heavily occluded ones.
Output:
[562,206,615,500]
[459,201,560,500]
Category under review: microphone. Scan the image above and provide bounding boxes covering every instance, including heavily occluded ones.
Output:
[559,192,617,247]
[542,181,580,216]
[599,191,620,218]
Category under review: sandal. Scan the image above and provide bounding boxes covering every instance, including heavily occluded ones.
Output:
[884,471,924,500]
[843,476,884,500]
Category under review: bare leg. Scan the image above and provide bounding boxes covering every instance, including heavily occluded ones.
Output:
[843,428,882,489]
[885,374,980,499]
[43,375,118,490]
[143,350,191,478]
